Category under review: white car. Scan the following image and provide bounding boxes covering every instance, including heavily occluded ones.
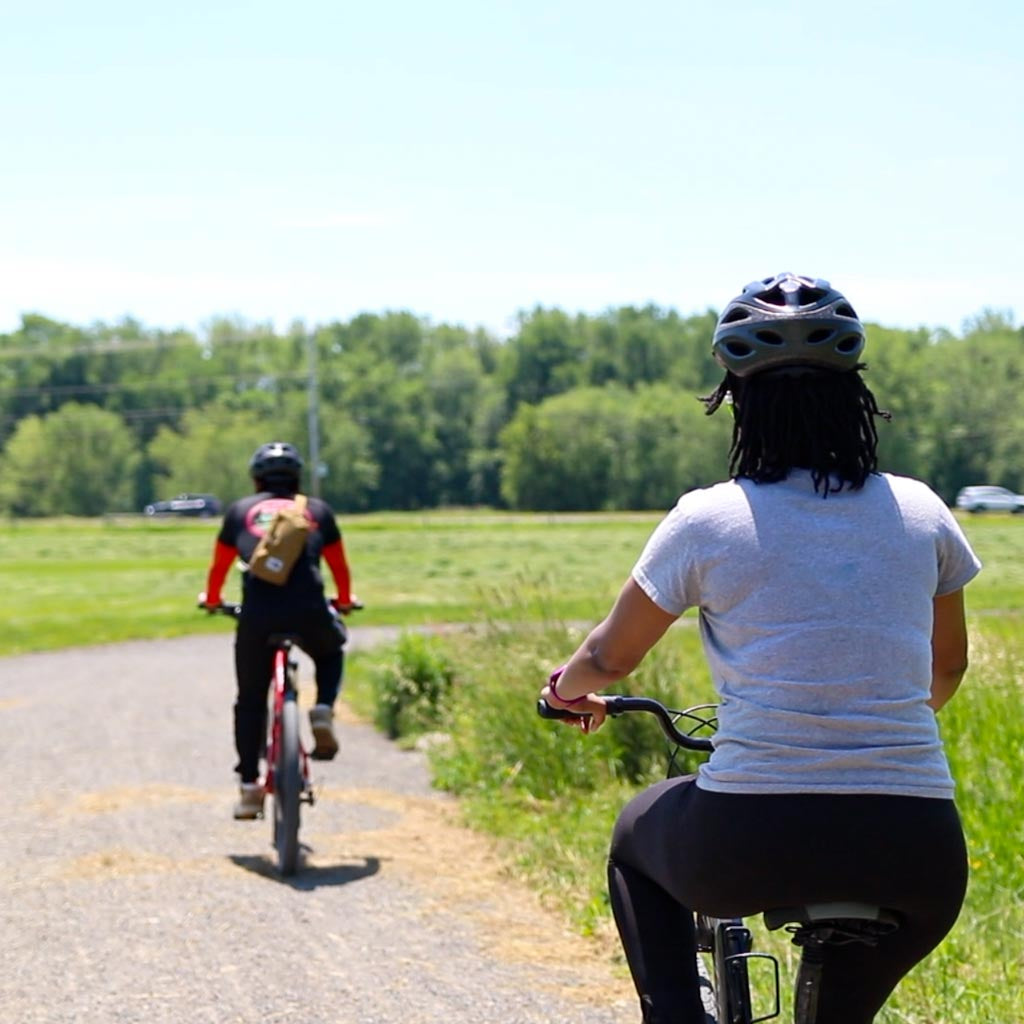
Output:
[955,485,1024,514]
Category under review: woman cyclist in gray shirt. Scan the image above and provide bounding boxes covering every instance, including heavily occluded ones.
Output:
[542,273,981,1024]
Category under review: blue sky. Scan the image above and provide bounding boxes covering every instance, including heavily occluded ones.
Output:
[1,0,1020,337]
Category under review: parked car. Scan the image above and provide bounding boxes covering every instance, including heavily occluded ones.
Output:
[954,485,1024,514]
[144,493,223,518]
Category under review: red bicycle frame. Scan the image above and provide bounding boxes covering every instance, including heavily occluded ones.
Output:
[264,642,311,797]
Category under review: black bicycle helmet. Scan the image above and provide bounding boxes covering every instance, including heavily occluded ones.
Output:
[248,441,303,482]
[712,273,866,378]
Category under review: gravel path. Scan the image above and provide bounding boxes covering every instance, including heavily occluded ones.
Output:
[0,630,636,1024]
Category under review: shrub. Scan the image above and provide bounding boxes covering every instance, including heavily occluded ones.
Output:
[372,631,457,739]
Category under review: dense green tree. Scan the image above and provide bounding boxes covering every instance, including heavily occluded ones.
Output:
[318,415,380,512]
[499,384,732,512]
[337,359,441,510]
[0,403,140,515]
[613,384,732,509]
[576,305,720,393]
[0,416,48,515]
[147,406,274,504]
[500,388,618,511]
[420,344,492,505]
[466,377,508,506]
[499,308,585,408]
[1,305,1022,515]
[861,324,937,482]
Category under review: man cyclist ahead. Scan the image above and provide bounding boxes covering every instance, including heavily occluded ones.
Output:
[202,441,359,820]
[542,274,980,1024]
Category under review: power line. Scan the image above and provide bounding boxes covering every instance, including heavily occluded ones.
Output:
[0,330,310,361]
[0,371,309,400]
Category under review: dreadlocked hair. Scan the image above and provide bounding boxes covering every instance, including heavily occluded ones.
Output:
[700,365,891,496]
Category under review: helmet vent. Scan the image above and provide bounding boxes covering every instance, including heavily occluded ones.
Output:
[724,340,753,357]
[796,286,828,305]
[836,333,863,353]
[807,329,833,344]
[759,284,789,307]
[836,302,858,319]
[720,307,750,324]
[761,282,828,308]
[754,330,785,346]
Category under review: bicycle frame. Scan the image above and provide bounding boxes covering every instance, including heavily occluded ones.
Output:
[263,641,312,802]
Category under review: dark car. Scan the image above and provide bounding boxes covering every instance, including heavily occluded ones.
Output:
[144,493,222,518]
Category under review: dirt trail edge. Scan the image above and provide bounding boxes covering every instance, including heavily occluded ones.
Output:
[0,630,635,1024]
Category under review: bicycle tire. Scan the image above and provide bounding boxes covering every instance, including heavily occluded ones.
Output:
[793,958,824,1024]
[273,696,302,876]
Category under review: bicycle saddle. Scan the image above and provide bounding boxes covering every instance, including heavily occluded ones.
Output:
[266,632,304,647]
[764,902,900,947]
[763,902,899,930]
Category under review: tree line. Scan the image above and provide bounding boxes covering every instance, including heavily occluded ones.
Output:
[0,305,1020,517]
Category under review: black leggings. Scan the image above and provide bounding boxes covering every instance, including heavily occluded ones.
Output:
[608,779,967,1024]
[233,602,347,782]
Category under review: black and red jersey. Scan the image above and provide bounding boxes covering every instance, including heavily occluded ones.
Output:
[212,491,346,603]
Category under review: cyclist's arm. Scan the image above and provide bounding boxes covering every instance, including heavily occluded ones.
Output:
[204,540,236,606]
[552,577,678,703]
[929,587,969,712]
[322,538,353,606]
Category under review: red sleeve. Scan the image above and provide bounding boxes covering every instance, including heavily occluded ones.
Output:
[322,538,352,605]
[204,539,237,605]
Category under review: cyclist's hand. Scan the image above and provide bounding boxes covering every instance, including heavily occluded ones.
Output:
[331,596,364,614]
[197,591,220,612]
[540,686,607,734]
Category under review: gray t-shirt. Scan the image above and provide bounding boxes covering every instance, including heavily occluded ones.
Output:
[632,471,982,798]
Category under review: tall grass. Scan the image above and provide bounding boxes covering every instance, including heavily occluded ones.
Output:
[345,599,1023,1023]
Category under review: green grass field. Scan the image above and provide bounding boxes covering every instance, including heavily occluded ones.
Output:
[0,510,659,655]
[1,508,1019,656]
[3,508,1021,1022]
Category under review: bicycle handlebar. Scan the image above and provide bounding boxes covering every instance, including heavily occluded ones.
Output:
[199,600,241,619]
[537,695,715,752]
[197,598,363,618]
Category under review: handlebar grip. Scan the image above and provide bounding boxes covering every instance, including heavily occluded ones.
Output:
[539,694,715,751]
[197,600,241,618]
[536,699,590,721]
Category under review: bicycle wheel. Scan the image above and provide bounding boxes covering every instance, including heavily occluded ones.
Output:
[273,695,302,876]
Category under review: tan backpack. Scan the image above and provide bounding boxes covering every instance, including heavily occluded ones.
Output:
[248,494,310,584]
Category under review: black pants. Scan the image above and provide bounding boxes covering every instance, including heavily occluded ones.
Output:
[233,601,347,782]
[608,779,967,1024]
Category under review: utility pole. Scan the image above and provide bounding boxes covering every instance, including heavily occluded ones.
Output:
[306,329,322,498]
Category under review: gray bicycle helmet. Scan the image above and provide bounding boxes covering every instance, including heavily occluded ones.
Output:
[712,273,866,378]
[248,441,304,481]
